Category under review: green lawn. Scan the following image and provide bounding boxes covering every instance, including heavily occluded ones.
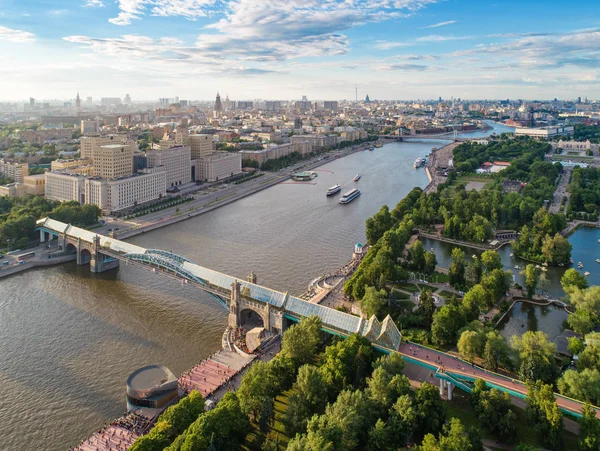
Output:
[242,391,292,451]
[392,290,411,300]
[447,389,579,450]
[455,175,494,184]
[438,290,460,298]
[395,283,420,293]
[417,283,437,292]
[433,272,450,283]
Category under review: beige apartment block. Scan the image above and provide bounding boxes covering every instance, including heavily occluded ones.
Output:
[45,171,86,203]
[85,168,166,212]
[185,134,214,160]
[0,161,29,183]
[146,146,192,187]
[79,134,130,159]
[93,143,136,179]
[196,152,242,182]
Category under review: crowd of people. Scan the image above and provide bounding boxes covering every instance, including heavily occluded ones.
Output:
[231,326,248,352]
[68,411,152,451]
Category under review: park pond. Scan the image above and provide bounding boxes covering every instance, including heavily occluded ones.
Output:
[419,225,600,339]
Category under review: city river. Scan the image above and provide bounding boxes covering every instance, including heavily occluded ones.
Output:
[0,139,437,450]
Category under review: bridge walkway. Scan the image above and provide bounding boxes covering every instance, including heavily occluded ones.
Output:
[398,341,598,419]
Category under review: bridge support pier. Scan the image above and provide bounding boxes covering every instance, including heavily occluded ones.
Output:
[90,255,120,273]
[439,378,445,396]
[447,381,453,401]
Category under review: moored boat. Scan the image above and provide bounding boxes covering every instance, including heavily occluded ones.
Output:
[354,174,361,182]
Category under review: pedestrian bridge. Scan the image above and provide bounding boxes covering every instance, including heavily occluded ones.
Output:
[36,217,401,351]
[36,217,598,419]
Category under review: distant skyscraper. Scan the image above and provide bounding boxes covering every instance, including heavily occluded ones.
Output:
[214,92,223,118]
[75,92,81,111]
[124,94,131,104]
[365,94,371,104]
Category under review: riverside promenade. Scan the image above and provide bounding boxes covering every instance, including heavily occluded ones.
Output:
[70,340,280,451]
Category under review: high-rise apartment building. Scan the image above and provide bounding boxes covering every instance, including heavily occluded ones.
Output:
[0,161,29,183]
[185,134,214,160]
[323,101,338,111]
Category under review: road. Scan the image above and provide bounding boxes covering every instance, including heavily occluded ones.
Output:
[549,167,572,214]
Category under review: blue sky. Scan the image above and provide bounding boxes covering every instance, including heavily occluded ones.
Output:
[0,0,598,101]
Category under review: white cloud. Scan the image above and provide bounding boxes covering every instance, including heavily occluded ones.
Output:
[374,40,412,50]
[84,0,105,7]
[416,34,473,42]
[423,20,455,28]
[109,0,216,25]
[0,26,35,43]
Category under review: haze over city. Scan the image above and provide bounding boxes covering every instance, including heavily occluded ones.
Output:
[0,0,599,100]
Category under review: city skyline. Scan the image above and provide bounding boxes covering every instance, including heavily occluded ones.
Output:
[0,0,599,101]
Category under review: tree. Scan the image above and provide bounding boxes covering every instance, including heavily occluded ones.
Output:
[284,365,329,437]
[366,206,393,245]
[281,315,322,369]
[481,250,502,272]
[424,251,437,275]
[431,304,466,346]
[320,334,374,399]
[458,330,485,361]
[461,284,487,321]
[557,368,600,405]
[483,331,512,372]
[579,403,600,451]
[567,287,600,334]
[413,382,447,442]
[385,394,417,448]
[561,268,589,292]
[578,333,600,371]
[480,269,511,307]
[418,289,437,326]
[526,381,564,450]
[237,361,277,419]
[512,331,557,383]
[471,380,517,443]
[522,264,539,298]
[360,286,388,319]
[158,390,204,435]
[448,248,466,288]
[464,260,482,288]
[366,366,410,411]
[259,396,275,433]
[419,418,475,451]
[568,336,585,356]
[408,239,426,270]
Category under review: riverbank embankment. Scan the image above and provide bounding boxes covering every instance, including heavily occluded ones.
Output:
[0,253,76,280]
[424,141,461,194]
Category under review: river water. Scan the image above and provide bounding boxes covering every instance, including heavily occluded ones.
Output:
[0,138,447,450]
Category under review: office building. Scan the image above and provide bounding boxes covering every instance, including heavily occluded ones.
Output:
[93,143,136,179]
[146,146,192,187]
[323,101,338,111]
[0,160,29,183]
[45,171,86,203]
[85,168,166,213]
[100,97,122,106]
[185,134,214,160]
[51,158,94,175]
[265,101,282,111]
[515,126,574,139]
[196,152,242,182]
[1,174,47,198]
[80,135,129,159]
[80,120,100,134]
[236,101,253,110]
